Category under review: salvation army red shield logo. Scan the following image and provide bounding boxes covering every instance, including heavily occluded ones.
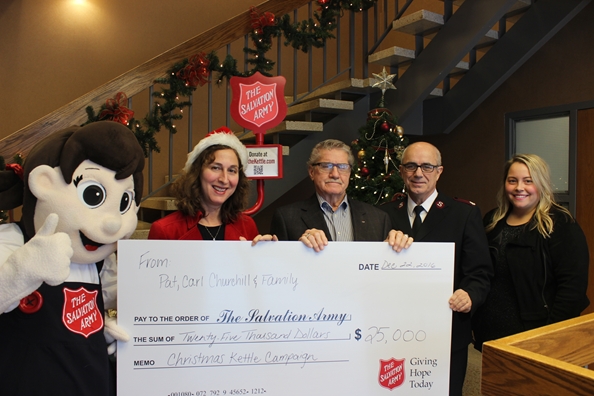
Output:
[62,287,103,338]
[379,358,405,390]
[230,72,287,134]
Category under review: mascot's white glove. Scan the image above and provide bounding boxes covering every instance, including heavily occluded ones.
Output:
[0,213,73,313]
[104,312,129,355]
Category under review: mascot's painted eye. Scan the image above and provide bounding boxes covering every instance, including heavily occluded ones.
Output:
[120,191,134,214]
[77,181,106,209]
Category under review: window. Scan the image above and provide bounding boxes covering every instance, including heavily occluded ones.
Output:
[515,116,569,194]
[507,106,575,214]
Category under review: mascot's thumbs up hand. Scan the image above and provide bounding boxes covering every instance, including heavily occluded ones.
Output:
[28,213,73,286]
[0,213,73,313]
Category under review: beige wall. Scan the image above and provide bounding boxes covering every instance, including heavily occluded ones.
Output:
[0,0,258,136]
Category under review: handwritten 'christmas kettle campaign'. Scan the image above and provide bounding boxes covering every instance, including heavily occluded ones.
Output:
[117,241,454,395]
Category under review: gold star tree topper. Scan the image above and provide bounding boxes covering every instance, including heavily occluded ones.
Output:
[372,67,396,95]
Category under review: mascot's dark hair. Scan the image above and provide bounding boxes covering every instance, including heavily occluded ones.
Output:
[0,121,144,238]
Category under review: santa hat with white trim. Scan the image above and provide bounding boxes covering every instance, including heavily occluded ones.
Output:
[184,126,248,172]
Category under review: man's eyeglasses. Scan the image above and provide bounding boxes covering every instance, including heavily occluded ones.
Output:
[401,162,440,173]
[312,162,352,174]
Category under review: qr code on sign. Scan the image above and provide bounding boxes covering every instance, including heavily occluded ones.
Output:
[254,165,264,175]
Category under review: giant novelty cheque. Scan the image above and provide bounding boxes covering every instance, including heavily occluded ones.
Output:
[117,241,455,395]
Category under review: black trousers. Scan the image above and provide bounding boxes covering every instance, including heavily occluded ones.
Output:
[449,345,469,396]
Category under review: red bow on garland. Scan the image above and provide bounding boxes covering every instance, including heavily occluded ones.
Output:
[99,92,134,125]
[176,53,210,88]
[5,163,23,180]
[250,6,275,36]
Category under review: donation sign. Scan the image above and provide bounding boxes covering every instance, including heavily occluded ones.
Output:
[244,145,283,179]
[230,72,287,134]
[117,241,454,395]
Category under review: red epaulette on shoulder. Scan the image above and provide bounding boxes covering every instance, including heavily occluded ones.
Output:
[454,197,476,206]
[391,192,407,202]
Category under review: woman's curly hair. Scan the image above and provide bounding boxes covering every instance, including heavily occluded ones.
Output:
[172,144,250,224]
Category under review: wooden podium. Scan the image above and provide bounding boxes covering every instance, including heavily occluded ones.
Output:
[482,313,594,395]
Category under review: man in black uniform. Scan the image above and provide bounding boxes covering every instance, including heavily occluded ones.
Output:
[381,141,493,396]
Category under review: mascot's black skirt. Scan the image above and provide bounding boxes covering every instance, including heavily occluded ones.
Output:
[0,281,112,396]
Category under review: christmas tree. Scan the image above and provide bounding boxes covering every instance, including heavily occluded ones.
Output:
[347,68,408,205]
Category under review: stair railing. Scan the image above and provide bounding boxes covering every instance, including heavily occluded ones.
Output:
[0,0,411,211]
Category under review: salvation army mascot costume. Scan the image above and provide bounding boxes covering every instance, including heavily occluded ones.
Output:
[0,121,144,395]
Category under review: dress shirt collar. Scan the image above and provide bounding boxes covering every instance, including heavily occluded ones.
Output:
[407,189,438,218]
[316,193,349,213]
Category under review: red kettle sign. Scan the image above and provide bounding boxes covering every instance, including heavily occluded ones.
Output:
[230,72,287,134]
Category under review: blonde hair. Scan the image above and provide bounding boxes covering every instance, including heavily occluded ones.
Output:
[486,153,572,237]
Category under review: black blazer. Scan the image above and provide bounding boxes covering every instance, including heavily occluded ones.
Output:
[271,195,392,242]
[381,193,493,351]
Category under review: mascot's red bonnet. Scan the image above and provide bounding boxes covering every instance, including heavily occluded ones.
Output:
[0,121,144,395]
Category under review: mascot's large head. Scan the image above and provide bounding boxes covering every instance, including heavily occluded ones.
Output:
[2,121,144,264]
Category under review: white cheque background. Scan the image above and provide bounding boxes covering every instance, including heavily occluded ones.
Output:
[117,240,455,396]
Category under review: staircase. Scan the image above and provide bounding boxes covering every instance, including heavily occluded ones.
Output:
[377,0,589,135]
[1,0,590,238]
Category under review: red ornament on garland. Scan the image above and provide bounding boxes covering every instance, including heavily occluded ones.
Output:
[260,12,275,27]
[176,53,210,88]
[5,163,23,180]
[318,0,330,5]
[99,92,134,125]
[360,167,370,177]
[250,6,275,35]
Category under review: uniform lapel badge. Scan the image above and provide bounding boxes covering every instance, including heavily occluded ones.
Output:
[436,201,444,209]
[398,201,404,209]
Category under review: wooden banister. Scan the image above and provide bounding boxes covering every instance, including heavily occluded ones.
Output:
[0,0,310,158]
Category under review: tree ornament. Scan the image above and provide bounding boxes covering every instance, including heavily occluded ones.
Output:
[396,125,404,137]
[380,121,391,134]
[372,67,396,95]
[395,145,405,161]
[358,149,366,160]
[318,0,330,5]
[367,107,392,121]
[384,147,390,173]
[361,167,369,177]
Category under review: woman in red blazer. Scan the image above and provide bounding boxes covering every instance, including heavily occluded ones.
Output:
[148,127,269,242]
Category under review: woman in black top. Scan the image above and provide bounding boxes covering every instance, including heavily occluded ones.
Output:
[472,154,589,351]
